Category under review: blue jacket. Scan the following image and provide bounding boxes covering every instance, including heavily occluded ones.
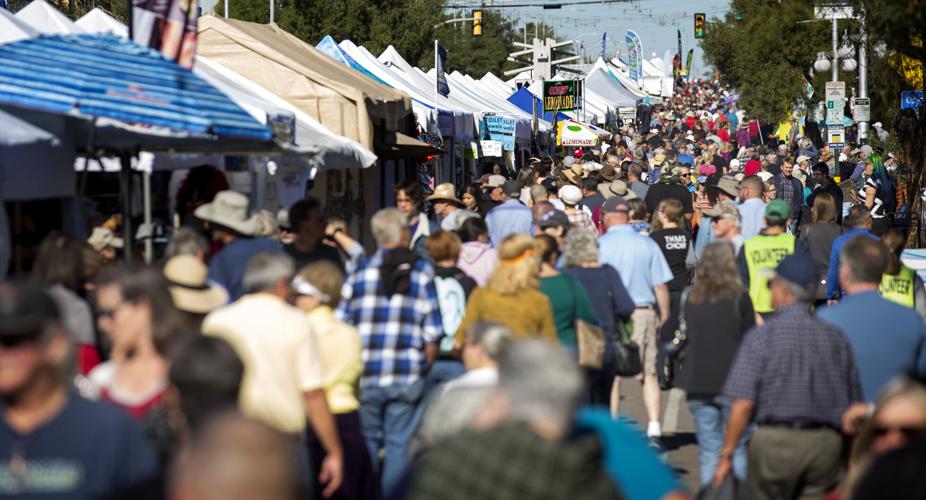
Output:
[825,228,879,300]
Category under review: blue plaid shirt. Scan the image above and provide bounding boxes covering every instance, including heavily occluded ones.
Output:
[336,248,443,388]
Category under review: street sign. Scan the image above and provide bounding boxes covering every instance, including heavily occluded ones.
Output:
[825,81,846,125]
[825,81,846,100]
[827,125,845,148]
[853,97,870,121]
[543,79,580,111]
[901,91,924,110]
[814,5,854,20]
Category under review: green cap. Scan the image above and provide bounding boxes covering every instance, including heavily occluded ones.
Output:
[765,199,790,222]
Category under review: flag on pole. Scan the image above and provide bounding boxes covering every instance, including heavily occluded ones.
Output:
[599,32,606,61]
[625,30,643,84]
[685,49,694,81]
[133,0,199,69]
[435,41,450,97]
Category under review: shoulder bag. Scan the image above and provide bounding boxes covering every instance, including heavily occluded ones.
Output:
[657,287,690,390]
[607,269,642,377]
[572,277,606,369]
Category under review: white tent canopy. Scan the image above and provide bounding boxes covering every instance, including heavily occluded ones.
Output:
[75,8,128,37]
[585,58,637,108]
[15,0,85,34]
[0,9,40,45]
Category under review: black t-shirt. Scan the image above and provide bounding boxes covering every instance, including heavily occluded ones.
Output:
[284,241,344,271]
[650,228,691,291]
[643,183,694,215]
[0,395,159,499]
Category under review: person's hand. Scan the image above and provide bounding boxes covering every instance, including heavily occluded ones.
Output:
[827,299,838,306]
[713,455,732,487]
[657,313,669,328]
[842,403,871,435]
[325,220,347,238]
[318,452,343,498]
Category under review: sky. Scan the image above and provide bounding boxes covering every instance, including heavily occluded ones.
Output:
[200,0,732,76]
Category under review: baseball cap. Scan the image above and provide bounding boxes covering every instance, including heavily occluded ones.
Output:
[0,283,60,337]
[558,185,583,205]
[773,254,819,293]
[703,200,740,220]
[537,209,570,229]
[541,177,558,193]
[486,175,506,188]
[502,179,522,198]
[765,199,790,222]
[601,197,631,214]
[744,159,761,176]
[796,155,810,164]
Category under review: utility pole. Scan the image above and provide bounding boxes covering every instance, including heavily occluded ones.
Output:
[857,10,869,142]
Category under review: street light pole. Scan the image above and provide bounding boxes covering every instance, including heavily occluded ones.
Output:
[831,16,839,82]
[858,12,869,142]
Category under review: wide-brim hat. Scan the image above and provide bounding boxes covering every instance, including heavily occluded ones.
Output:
[607,180,637,200]
[425,182,463,205]
[563,164,586,185]
[88,227,124,251]
[194,190,258,236]
[715,176,740,198]
[164,255,229,314]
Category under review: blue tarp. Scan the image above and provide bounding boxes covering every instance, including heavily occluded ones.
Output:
[316,35,391,88]
[507,87,570,123]
[0,34,271,140]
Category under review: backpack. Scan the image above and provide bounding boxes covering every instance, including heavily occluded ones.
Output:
[434,275,467,353]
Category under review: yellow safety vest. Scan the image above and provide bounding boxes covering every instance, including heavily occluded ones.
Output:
[880,266,916,308]
[744,232,796,313]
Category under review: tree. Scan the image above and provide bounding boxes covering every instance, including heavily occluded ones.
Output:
[857,0,925,244]
[700,0,828,124]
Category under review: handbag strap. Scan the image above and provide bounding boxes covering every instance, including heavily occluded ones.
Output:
[678,287,690,334]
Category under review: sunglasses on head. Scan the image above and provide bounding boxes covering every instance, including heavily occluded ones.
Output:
[0,330,43,349]
[873,425,926,440]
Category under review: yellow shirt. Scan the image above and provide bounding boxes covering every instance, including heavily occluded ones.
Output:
[455,287,557,344]
[306,306,362,414]
[202,294,325,434]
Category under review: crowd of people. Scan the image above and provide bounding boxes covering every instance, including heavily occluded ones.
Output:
[2,78,926,500]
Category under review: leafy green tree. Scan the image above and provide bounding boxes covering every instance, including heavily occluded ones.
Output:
[700,0,828,123]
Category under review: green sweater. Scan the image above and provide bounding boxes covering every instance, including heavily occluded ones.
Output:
[540,274,599,346]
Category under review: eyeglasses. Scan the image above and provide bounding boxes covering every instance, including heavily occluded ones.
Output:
[96,307,118,319]
[680,173,691,177]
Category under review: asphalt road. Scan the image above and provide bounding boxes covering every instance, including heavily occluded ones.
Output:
[617,382,702,494]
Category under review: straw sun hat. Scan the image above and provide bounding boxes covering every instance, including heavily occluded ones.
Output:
[163,255,229,314]
[194,190,258,236]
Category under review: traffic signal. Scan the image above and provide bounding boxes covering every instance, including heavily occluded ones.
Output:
[473,10,482,36]
[694,13,705,39]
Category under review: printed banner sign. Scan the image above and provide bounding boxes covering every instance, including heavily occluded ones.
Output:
[625,30,643,84]
[480,115,517,151]
[543,80,580,111]
[133,0,199,68]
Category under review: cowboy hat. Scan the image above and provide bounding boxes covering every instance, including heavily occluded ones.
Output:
[194,190,258,236]
[607,180,638,200]
[425,183,463,205]
[164,255,229,314]
[88,227,123,251]
[563,164,586,185]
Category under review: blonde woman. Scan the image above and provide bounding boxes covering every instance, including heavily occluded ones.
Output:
[455,233,556,345]
[293,261,377,500]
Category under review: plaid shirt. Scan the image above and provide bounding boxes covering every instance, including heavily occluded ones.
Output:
[566,208,597,232]
[336,249,442,388]
[723,303,862,428]
[410,422,622,500]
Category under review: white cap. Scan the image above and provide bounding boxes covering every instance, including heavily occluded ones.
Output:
[558,185,583,205]
[873,122,883,128]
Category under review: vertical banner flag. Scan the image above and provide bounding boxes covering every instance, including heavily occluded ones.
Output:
[133,0,199,68]
[600,32,607,61]
[435,41,450,97]
[675,29,682,80]
[685,49,694,80]
[625,30,643,85]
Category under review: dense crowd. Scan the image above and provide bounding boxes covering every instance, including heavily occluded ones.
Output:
[2,79,926,500]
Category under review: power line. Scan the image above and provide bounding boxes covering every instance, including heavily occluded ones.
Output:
[444,0,634,9]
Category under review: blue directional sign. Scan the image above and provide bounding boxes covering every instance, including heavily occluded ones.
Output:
[901,91,924,110]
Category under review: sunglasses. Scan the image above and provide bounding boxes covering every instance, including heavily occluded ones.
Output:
[873,425,926,440]
[0,331,42,349]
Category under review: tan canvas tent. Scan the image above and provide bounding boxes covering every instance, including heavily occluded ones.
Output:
[197,15,414,150]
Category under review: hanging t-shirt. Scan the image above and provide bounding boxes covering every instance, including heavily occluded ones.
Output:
[651,228,691,292]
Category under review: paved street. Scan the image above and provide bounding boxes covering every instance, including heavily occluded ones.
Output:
[617,383,701,493]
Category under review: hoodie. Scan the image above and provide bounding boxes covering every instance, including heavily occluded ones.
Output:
[456,241,498,287]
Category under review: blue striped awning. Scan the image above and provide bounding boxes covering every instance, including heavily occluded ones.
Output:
[0,34,271,141]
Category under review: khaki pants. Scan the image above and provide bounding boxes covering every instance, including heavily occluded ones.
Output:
[630,309,657,378]
[747,426,843,500]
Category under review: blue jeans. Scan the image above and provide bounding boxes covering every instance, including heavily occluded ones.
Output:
[359,379,425,499]
[687,395,751,486]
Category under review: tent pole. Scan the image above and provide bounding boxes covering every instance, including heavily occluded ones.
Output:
[143,168,153,264]
[120,153,133,264]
